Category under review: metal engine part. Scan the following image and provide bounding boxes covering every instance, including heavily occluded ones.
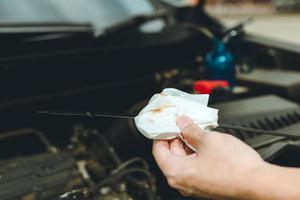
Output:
[0,152,84,200]
[0,126,159,200]
[214,95,300,166]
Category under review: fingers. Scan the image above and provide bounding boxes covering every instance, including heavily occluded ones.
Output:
[177,115,193,130]
[152,140,172,172]
[170,138,186,156]
[177,115,205,151]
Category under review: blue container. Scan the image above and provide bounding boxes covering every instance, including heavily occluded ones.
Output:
[205,38,236,86]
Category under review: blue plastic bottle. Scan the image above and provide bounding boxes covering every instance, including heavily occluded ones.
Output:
[205,38,236,86]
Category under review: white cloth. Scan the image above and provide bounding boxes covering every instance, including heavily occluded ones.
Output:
[134,88,219,140]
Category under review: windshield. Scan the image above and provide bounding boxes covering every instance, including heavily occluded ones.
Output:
[205,0,300,46]
[0,0,155,31]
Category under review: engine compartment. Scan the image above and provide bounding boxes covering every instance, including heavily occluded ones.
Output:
[1,1,300,200]
[0,127,158,200]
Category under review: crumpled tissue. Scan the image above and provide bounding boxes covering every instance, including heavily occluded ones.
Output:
[134,88,219,140]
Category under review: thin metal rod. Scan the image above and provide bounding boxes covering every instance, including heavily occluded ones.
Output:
[37,111,134,119]
[37,111,300,140]
[219,124,300,140]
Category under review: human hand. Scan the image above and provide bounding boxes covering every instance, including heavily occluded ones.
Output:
[152,116,267,199]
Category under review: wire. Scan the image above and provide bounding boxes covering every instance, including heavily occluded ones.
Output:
[92,168,155,192]
[96,133,122,165]
[112,157,149,174]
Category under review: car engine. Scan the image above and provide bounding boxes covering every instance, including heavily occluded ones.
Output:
[0,126,158,200]
[0,0,300,200]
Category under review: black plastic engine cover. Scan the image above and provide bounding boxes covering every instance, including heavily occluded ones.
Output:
[213,95,300,167]
[0,152,84,200]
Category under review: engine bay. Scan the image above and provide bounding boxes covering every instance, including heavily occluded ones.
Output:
[0,1,300,200]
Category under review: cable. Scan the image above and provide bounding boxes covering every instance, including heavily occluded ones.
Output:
[112,157,149,174]
[96,133,122,165]
[92,168,155,192]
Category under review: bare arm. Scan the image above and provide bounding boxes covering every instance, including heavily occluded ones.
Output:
[152,116,300,200]
[239,164,300,200]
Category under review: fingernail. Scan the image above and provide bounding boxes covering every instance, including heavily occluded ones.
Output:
[177,115,193,130]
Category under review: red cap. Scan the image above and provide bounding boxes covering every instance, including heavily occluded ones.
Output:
[194,80,229,94]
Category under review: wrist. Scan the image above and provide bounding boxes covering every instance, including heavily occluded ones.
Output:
[188,162,270,200]
[238,163,300,200]
[234,162,273,200]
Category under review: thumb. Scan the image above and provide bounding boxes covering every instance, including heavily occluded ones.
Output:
[177,115,205,150]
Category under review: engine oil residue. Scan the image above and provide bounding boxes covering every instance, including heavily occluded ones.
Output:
[150,105,175,114]
[151,108,163,113]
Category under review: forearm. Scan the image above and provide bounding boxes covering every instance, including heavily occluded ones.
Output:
[237,163,300,200]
